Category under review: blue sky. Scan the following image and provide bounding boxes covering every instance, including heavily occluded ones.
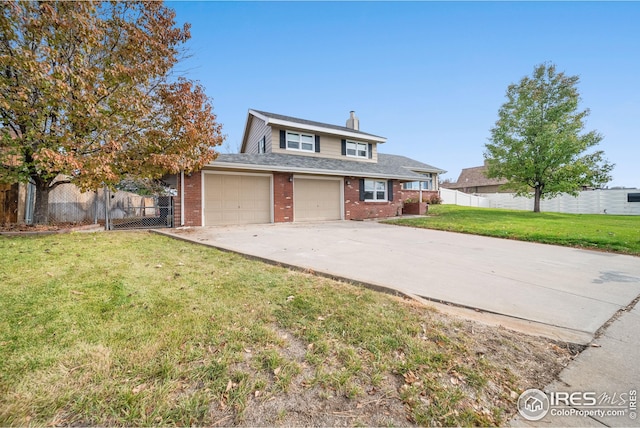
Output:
[169,1,639,188]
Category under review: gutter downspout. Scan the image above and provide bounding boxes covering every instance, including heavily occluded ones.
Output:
[180,171,185,226]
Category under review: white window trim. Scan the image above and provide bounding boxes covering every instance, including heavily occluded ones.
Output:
[403,181,432,191]
[364,179,387,202]
[402,182,414,190]
[286,130,315,152]
[258,136,266,154]
[402,173,433,191]
[346,140,368,158]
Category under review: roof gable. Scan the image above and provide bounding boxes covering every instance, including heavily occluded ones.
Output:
[241,109,387,153]
[378,153,446,175]
[452,165,508,188]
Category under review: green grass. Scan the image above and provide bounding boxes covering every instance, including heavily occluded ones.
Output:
[386,205,640,256]
[0,231,559,426]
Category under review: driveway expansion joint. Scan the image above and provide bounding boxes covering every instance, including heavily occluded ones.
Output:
[154,222,640,346]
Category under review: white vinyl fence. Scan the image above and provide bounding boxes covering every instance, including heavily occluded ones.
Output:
[440,188,490,207]
[484,189,640,215]
[441,188,640,215]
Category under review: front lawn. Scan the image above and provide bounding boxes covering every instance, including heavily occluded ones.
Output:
[0,232,572,426]
[386,205,640,256]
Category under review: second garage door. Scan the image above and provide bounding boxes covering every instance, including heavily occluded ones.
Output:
[204,173,271,226]
[294,177,342,222]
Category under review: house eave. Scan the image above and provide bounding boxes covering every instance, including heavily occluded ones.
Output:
[405,166,447,175]
[240,111,255,153]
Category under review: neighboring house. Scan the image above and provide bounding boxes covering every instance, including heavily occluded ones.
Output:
[175,110,446,226]
[444,162,509,194]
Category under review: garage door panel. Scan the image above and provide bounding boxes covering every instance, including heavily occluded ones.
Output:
[294,178,341,222]
[204,173,271,225]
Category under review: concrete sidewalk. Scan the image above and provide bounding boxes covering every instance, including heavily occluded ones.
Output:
[156,221,640,345]
[510,300,640,427]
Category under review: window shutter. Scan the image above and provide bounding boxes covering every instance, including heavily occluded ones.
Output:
[280,130,286,149]
[341,139,346,156]
[368,143,373,159]
[315,135,320,153]
[359,179,365,201]
[387,180,393,201]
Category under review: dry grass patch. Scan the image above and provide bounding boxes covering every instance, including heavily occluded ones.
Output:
[0,231,575,426]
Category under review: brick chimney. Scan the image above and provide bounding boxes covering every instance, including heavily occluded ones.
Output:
[346,111,359,130]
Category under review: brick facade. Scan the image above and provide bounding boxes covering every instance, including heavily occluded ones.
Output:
[176,171,439,227]
[344,178,403,220]
[343,182,440,220]
[399,189,440,203]
[175,171,202,227]
[273,172,294,222]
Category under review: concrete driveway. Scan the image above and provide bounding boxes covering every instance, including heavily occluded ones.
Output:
[161,221,640,344]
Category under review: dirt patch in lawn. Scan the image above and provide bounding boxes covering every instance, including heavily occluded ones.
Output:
[0,222,102,235]
[0,232,578,427]
[209,300,577,427]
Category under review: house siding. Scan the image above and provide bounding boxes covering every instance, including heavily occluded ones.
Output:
[244,116,272,154]
[176,111,445,226]
[270,126,378,162]
[466,184,504,194]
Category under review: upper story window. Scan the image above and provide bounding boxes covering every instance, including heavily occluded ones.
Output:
[258,136,266,154]
[287,131,315,152]
[346,141,368,158]
[341,139,372,159]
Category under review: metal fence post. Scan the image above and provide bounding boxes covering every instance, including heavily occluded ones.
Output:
[104,187,110,230]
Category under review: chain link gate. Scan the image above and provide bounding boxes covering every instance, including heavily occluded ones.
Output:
[106,192,173,230]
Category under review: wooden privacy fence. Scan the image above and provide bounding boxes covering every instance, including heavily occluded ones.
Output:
[0,183,19,224]
[48,184,105,224]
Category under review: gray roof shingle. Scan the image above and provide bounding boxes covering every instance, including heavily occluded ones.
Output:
[251,110,386,140]
[210,153,445,181]
[447,165,508,189]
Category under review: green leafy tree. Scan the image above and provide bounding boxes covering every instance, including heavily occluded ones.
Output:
[0,1,224,224]
[484,63,614,212]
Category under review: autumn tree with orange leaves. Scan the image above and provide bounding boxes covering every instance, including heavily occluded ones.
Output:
[0,1,224,224]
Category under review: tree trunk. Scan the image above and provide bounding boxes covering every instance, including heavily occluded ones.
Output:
[533,186,541,213]
[33,180,52,225]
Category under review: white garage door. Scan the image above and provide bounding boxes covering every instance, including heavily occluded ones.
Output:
[294,178,342,222]
[204,173,271,225]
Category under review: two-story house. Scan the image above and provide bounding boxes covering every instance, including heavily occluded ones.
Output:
[175,110,445,226]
